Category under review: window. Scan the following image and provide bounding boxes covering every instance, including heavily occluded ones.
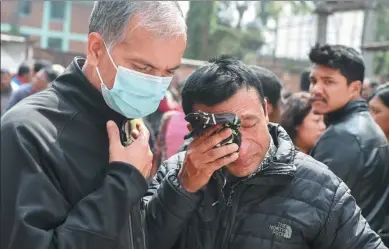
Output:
[47,38,63,51]
[19,0,32,16]
[50,2,65,20]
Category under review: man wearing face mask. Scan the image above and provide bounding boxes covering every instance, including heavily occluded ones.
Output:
[0,1,186,249]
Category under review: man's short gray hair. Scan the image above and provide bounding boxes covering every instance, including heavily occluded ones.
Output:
[89,1,186,49]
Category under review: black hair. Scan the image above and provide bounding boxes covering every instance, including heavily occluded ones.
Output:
[249,65,282,107]
[280,92,312,142]
[369,82,389,108]
[17,63,31,77]
[34,60,51,74]
[42,67,58,82]
[309,43,365,84]
[300,69,310,92]
[181,55,265,115]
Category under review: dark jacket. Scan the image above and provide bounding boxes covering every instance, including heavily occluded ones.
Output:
[145,124,386,249]
[1,58,148,249]
[310,99,389,236]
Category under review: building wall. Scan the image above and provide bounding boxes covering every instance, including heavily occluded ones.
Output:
[1,41,29,72]
[68,41,87,54]
[1,1,19,23]
[1,1,92,54]
[70,4,92,34]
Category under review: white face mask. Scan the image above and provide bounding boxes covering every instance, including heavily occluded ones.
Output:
[96,41,173,118]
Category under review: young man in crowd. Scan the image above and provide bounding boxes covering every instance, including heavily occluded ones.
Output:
[308,44,389,241]
[1,68,12,115]
[145,56,386,249]
[10,63,31,91]
[5,67,57,111]
[0,1,186,249]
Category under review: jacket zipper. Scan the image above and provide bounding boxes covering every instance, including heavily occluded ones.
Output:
[218,169,283,248]
[128,209,135,249]
[220,182,242,249]
[140,201,147,249]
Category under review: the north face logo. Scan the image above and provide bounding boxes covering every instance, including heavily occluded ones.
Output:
[269,222,292,239]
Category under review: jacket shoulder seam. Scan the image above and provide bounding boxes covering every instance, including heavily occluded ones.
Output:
[60,226,116,241]
[316,131,363,151]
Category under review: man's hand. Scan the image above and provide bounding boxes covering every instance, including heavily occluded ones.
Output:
[107,120,154,180]
[178,125,239,193]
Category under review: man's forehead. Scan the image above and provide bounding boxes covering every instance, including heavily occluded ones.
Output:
[193,88,262,116]
[118,25,184,70]
[310,64,340,77]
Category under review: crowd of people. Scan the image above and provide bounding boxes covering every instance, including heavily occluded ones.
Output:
[1,1,389,249]
[1,61,64,115]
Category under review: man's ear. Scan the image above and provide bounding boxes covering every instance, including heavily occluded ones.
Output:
[350,80,362,97]
[267,101,274,116]
[263,99,269,123]
[87,32,104,67]
[187,123,192,132]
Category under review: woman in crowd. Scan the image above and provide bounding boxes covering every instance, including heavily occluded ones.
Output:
[369,82,389,142]
[280,92,326,154]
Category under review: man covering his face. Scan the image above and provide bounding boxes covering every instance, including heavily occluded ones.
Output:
[145,56,386,249]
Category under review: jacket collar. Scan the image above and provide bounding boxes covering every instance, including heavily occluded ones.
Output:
[326,99,369,125]
[246,124,296,185]
[52,57,126,127]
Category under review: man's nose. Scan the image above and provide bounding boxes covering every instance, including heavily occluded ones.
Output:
[310,82,323,95]
[238,138,250,156]
[319,122,326,131]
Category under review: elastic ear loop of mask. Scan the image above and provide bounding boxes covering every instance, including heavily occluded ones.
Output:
[103,40,118,71]
[96,39,119,89]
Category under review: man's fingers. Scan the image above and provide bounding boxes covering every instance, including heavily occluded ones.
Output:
[190,125,222,147]
[199,128,232,153]
[208,152,239,171]
[132,123,150,145]
[106,121,121,149]
[130,129,140,140]
[204,143,239,163]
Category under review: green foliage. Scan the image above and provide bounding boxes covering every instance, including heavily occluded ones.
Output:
[184,1,216,60]
[216,1,234,27]
[374,6,389,76]
[240,30,264,52]
[207,26,242,58]
[255,1,283,27]
[185,1,264,60]
[290,1,314,15]
[206,26,264,60]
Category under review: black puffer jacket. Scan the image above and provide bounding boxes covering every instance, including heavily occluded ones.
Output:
[146,124,387,249]
[310,100,389,237]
